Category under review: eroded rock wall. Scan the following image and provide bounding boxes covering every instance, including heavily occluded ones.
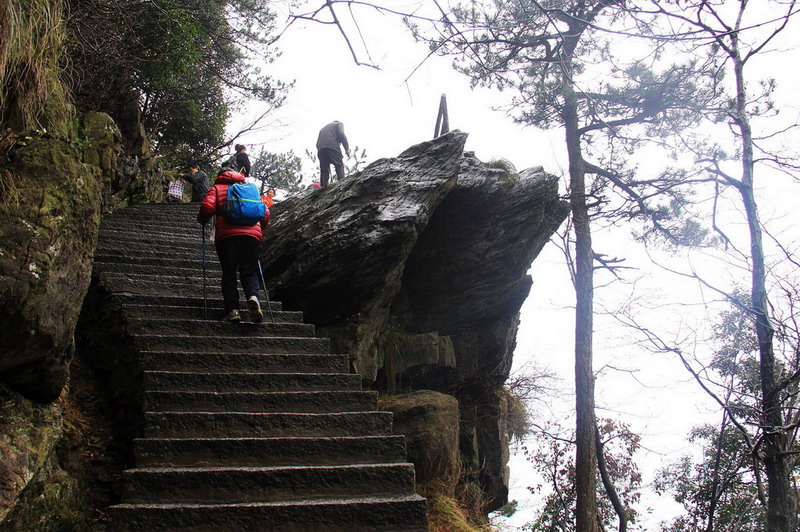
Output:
[262,132,568,512]
[0,110,162,527]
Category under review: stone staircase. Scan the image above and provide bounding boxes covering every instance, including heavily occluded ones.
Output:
[90,203,427,531]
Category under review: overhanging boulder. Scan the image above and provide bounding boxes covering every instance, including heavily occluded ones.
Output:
[262,132,568,512]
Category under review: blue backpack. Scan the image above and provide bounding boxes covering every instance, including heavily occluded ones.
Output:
[223,182,265,225]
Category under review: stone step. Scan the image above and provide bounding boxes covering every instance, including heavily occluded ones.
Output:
[101,213,204,226]
[106,204,202,220]
[126,318,315,338]
[121,305,296,322]
[95,261,223,277]
[99,228,201,246]
[143,390,375,413]
[102,216,202,229]
[122,463,416,504]
[96,238,211,257]
[109,293,284,312]
[133,435,407,467]
[140,352,348,374]
[95,249,218,267]
[110,494,428,531]
[135,335,328,354]
[100,274,267,297]
[143,411,393,438]
[142,370,358,393]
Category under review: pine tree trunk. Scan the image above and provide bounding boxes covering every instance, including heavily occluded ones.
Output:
[732,50,796,532]
[565,80,598,532]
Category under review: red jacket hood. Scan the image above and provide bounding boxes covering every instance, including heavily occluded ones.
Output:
[214,170,246,185]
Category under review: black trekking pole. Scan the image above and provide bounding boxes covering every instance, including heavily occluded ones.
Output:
[256,259,275,324]
[201,225,208,320]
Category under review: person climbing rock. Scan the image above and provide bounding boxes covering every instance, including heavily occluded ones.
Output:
[316,120,350,187]
[184,163,210,202]
[197,168,270,323]
[230,144,251,177]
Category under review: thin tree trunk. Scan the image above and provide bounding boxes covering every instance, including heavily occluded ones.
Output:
[704,411,729,532]
[731,44,796,531]
[595,423,627,532]
[565,79,598,532]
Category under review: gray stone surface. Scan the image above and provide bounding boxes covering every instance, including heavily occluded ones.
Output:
[74,202,428,530]
[379,391,460,488]
[261,133,568,510]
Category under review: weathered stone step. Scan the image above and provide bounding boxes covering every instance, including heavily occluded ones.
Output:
[127,318,314,338]
[109,293,284,312]
[95,262,222,277]
[133,435,407,467]
[143,411,393,438]
[122,463,416,504]
[105,204,203,220]
[100,274,261,297]
[101,216,205,230]
[97,241,211,258]
[100,228,201,246]
[140,352,347,374]
[122,305,296,322]
[143,390,374,413]
[136,335,328,354]
[95,248,217,266]
[110,494,428,531]
[143,370,357,393]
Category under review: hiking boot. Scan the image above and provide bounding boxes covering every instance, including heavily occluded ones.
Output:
[222,309,241,322]
[247,296,263,323]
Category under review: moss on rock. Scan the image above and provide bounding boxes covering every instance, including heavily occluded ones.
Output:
[0,384,63,522]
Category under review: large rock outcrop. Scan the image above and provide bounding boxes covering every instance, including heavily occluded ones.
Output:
[0,109,163,528]
[263,131,568,511]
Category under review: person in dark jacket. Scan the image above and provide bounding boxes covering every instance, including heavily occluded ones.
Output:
[185,164,209,202]
[197,169,270,322]
[316,121,350,187]
[232,144,251,177]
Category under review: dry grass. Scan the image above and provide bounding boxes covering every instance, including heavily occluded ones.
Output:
[428,492,494,532]
[0,0,70,130]
[419,472,496,532]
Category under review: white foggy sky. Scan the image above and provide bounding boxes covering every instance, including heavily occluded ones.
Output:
[230,2,800,528]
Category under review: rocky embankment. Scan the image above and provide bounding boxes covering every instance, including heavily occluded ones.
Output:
[0,103,163,527]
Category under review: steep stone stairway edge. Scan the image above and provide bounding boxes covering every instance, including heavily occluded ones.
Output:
[86,203,427,531]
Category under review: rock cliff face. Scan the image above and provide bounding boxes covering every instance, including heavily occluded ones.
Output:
[263,131,568,510]
[0,108,163,525]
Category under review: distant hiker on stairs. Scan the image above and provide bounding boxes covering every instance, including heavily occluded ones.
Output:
[230,144,251,177]
[197,169,270,323]
[316,120,350,187]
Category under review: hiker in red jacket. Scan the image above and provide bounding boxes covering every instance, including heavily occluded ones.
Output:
[197,169,270,323]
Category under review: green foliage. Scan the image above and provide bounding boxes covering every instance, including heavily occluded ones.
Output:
[655,296,800,530]
[655,424,766,531]
[251,149,304,193]
[524,418,642,531]
[64,0,288,167]
[494,500,518,518]
[411,0,723,247]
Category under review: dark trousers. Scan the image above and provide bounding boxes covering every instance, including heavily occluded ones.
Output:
[215,235,261,312]
[318,148,344,187]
